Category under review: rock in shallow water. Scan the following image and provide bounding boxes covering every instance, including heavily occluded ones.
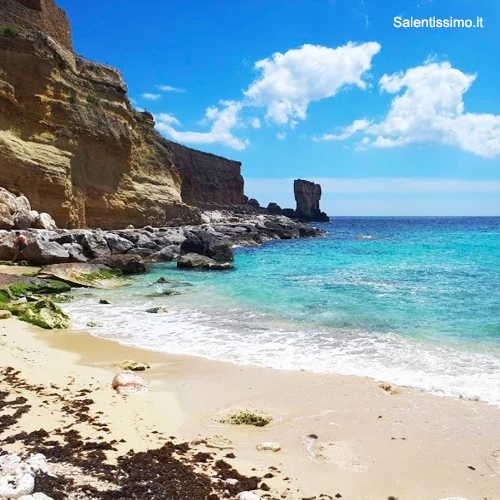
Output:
[177,253,234,270]
[180,231,234,262]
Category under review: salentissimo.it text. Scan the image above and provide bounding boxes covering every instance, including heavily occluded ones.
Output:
[394,16,484,28]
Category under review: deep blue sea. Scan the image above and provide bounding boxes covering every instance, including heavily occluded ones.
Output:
[63,217,500,405]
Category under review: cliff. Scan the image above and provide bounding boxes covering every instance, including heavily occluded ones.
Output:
[167,141,245,208]
[0,0,204,229]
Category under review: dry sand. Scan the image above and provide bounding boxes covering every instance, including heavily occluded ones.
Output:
[1,314,500,499]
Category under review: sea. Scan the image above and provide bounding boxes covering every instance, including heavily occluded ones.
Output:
[61,217,500,405]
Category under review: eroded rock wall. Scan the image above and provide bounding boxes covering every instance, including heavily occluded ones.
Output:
[0,0,201,229]
[168,141,245,208]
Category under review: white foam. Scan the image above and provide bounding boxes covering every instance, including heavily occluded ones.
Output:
[62,294,500,406]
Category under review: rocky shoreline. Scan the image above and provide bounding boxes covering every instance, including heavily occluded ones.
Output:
[0,210,325,270]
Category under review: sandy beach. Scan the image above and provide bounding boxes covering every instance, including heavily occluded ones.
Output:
[1,306,500,499]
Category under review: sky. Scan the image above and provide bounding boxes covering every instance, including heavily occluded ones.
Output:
[58,0,500,215]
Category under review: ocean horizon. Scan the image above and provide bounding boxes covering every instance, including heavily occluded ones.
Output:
[63,216,500,405]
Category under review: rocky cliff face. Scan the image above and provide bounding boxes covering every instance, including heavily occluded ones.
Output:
[0,0,202,229]
[168,141,245,208]
[294,179,329,222]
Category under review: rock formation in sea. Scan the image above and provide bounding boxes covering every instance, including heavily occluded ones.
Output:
[293,179,329,222]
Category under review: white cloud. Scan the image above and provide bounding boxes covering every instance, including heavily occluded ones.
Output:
[330,61,500,158]
[142,93,161,101]
[276,131,287,140]
[157,85,185,93]
[156,100,249,150]
[157,113,180,126]
[251,117,261,129]
[243,42,381,126]
[314,119,370,142]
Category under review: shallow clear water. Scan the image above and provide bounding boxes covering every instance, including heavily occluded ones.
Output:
[63,217,500,405]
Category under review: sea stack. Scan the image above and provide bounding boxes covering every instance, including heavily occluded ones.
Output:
[294,179,329,222]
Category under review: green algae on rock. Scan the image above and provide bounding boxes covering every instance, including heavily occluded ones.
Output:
[10,298,70,329]
[37,263,123,288]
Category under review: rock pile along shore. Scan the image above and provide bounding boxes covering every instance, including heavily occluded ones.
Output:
[0,209,324,269]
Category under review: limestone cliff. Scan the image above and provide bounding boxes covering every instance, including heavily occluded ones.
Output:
[0,0,201,229]
[167,141,245,209]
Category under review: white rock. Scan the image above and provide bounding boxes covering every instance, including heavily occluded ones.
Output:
[33,213,57,231]
[0,473,35,498]
[112,371,148,395]
[15,196,31,212]
[225,478,238,485]
[256,441,281,452]
[236,492,262,500]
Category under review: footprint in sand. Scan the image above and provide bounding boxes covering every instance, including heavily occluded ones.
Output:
[485,449,500,475]
[301,435,366,471]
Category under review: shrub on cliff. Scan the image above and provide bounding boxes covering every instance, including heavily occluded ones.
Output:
[1,26,19,37]
[86,93,99,105]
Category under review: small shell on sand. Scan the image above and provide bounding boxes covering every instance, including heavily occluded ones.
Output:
[111,371,148,395]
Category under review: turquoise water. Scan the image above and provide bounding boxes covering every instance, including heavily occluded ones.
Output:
[63,217,500,405]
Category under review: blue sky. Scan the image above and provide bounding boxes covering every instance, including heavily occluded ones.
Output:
[59,0,500,215]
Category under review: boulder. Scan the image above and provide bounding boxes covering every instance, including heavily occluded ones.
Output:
[177,253,234,270]
[22,240,71,266]
[33,212,58,230]
[0,203,14,229]
[135,234,160,250]
[81,233,111,258]
[266,202,282,215]
[0,187,17,213]
[13,210,37,230]
[0,310,12,319]
[62,243,88,262]
[247,198,260,209]
[152,247,175,262]
[38,263,121,288]
[103,233,135,254]
[180,231,234,262]
[0,236,14,260]
[128,247,155,257]
[14,195,31,212]
[91,254,146,274]
[52,232,78,245]
[281,208,297,218]
[112,371,148,395]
